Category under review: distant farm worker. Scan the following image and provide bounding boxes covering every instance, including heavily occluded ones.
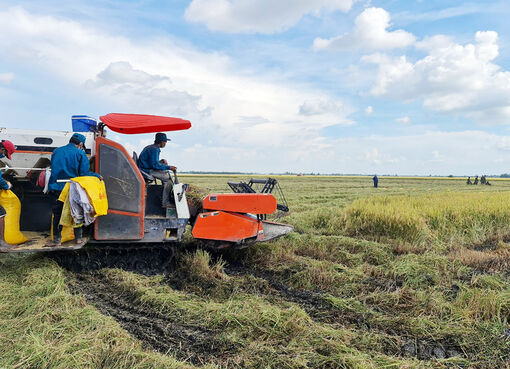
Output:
[45,133,101,247]
[0,140,18,251]
[137,132,176,207]
[481,175,486,185]
[372,175,378,188]
[466,177,472,185]
[474,176,479,185]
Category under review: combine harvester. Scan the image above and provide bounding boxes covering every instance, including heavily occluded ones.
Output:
[0,114,293,273]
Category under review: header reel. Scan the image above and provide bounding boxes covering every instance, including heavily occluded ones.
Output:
[227,178,289,218]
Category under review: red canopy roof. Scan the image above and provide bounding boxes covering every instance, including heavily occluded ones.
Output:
[99,113,191,134]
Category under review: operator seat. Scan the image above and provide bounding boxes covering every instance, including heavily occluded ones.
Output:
[132,152,155,183]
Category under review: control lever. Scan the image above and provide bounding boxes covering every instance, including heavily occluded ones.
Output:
[171,170,188,202]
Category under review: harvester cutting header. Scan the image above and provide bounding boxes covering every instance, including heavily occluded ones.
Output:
[0,113,292,270]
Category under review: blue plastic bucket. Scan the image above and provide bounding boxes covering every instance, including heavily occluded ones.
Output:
[72,115,97,132]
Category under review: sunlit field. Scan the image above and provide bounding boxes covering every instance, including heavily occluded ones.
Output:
[1,175,510,368]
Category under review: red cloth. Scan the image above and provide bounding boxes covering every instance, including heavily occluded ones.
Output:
[37,170,46,188]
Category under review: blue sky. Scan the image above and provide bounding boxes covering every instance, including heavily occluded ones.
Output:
[1,0,510,175]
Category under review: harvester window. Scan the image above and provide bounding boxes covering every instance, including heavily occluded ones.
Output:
[97,143,142,214]
[95,139,144,240]
[34,137,53,145]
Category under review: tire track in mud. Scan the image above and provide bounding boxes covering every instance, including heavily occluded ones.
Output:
[68,272,236,366]
[222,264,463,360]
[224,265,345,324]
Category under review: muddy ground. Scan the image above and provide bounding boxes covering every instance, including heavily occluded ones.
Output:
[67,262,463,364]
[220,265,463,361]
[68,272,237,366]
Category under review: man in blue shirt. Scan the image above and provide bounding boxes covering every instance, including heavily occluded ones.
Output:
[137,132,176,207]
[45,133,100,247]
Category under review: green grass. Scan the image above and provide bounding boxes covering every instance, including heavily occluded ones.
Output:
[2,175,510,368]
[0,256,199,369]
[99,267,420,368]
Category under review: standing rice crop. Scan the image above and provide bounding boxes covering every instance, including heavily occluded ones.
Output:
[343,191,510,249]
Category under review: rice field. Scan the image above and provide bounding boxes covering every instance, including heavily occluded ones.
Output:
[1,175,510,368]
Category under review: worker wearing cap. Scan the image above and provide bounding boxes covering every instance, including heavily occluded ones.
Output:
[0,140,18,251]
[46,133,100,247]
[137,132,176,207]
[0,140,15,191]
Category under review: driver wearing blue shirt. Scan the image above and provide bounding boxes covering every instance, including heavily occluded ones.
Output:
[137,132,176,207]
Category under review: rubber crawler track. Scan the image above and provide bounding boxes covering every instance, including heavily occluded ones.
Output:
[51,244,175,276]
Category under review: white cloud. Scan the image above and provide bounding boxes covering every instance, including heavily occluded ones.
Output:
[0,6,354,172]
[430,150,444,163]
[415,34,454,51]
[365,147,378,161]
[86,62,210,117]
[396,116,410,124]
[93,61,170,86]
[300,99,341,116]
[331,130,510,175]
[364,31,510,124]
[5,6,510,175]
[364,147,403,165]
[314,7,415,51]
[298,98,354,126]
[0,72,14,84]
[185,0,354,34]
[395,3,499,24]
[365,105,373,114]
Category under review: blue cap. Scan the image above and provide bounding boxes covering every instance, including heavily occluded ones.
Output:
[155,132,169,143]
[71,133,86,144]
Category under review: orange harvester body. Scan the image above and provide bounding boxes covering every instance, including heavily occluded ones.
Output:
[0,113,293,258]
[192,212,261,242]
[192,193,283,244]
[202,193,277,214]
